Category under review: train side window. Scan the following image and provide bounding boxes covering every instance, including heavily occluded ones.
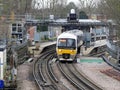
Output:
[72,41,75,46]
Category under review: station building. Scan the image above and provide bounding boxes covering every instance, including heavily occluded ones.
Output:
[10,21,27,44]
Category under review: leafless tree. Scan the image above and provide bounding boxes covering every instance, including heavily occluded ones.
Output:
[97,0,120,34]
[32,0,67,19]
[78,0,97,16]
[1,0,32,16]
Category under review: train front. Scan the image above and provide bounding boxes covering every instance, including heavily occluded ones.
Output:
[56,36,77,61]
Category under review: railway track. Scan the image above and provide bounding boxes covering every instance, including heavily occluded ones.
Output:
[89,51,105,57]
[101,55,120,82]
[58,62,102,90]
[33,48,57,90]
[33,45,107,90]
[33,47,68,90]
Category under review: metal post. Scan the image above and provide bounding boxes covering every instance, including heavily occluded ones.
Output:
[117,45,120,66]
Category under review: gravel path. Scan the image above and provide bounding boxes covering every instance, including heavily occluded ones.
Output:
[17,62,38,90]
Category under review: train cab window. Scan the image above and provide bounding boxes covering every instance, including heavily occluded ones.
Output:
[58,38,76,48]
[67,39,75,47]
[58,39,67,46]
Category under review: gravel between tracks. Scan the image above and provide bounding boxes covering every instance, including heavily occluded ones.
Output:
[76,62,120,90]
[17,61,38,90]
[17,59,120,90]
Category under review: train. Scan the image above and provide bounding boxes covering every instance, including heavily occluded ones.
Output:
[56,30,83,62]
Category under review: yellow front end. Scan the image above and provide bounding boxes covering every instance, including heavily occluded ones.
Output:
[56,48,77,61]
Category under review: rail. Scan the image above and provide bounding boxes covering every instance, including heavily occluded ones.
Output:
[102,55,120,71]
[57,62,102,90]
[33,46,58,90]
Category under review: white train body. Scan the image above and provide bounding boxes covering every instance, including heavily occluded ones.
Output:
[56,30,83,61]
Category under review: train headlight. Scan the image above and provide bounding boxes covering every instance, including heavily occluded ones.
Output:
[71,50,74,52]
[59,49,62,52]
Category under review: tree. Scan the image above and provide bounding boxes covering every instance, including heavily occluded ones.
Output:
[1,0,32,15]
[98,0,120,38]
[78,0,97,16]
[103,0,120,24]
[79,11,88,19]
[31,0,67,19]
[66,2,79,15]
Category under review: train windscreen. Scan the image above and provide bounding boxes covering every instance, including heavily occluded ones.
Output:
[58,38,76,49]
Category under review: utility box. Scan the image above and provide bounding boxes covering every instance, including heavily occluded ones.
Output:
[0,45,6,80]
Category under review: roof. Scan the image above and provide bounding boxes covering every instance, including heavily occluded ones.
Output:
[25,19,108,26]
[65,29,83,36]
[50,19,107,26]
[58,32,76,39]
[57,30,83,39]
[94,39,107,48]
[54,19,101,23]
[78,19,101,23]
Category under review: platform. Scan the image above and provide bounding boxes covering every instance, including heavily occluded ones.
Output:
[28,41,56,57]
[39,41,56,51]
[81,39,107,56]
[81,46,94,55]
